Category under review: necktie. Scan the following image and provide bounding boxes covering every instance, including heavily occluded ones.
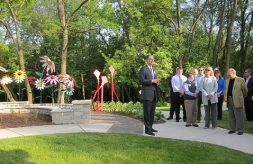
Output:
[150,67,154,79]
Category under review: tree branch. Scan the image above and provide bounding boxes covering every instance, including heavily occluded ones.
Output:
[67,0,89,23]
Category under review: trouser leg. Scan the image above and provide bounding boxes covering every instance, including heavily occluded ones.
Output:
[172,92,180,120]
[204,104,210,128]
[244,98,251,121]
[180,97,186,121]
[197,92,202,121]
[169,91,175,118]
[228,97,236,131]
[184,100,193,124]
[143,100,152,131]
[234,108,244,133]
[217,96,224,120]
[248,99,253,121]
[192,99,198,124]
[210,103,217,128]
[150,100,156,127]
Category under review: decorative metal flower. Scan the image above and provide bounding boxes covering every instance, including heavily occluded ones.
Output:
[0,66,8,72]
[58,74,75,88]
[40,56,55,73]
[0,75,13,85]
[45,75,59,85]
[64,86,74,95]
[13,70,26,83]
[34,78,46,90]
[27,76,37,85]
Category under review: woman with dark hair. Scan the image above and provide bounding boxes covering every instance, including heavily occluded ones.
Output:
[214,70,226,120]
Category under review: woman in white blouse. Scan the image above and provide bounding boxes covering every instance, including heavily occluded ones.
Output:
[200,67,218,128]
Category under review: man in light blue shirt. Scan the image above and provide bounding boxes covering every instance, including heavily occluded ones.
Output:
[196,67,204,122]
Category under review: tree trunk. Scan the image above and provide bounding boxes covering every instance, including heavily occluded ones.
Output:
[5,0,33,103]
[225,0,238,72]
[57,0,68,104]
[57,0,89,104]
[176,0,182,67]
[213,0,226,67]
[240,5,252,73]
[0,84,15,102]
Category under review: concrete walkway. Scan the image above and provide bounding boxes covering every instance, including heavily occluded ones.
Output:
[0,111,253,155]
[152,111,253,155]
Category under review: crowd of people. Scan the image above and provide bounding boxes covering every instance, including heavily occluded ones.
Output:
[139,55,253,136]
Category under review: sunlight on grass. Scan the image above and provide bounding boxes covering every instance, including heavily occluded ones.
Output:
[0,133,253,163]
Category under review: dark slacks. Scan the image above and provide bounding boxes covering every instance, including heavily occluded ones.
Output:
[171,92,186,121]
[169,90,175,118]
[217,95,224,120]
[197,92,202,121]
[143,97,156,131]
[244,98,253,121]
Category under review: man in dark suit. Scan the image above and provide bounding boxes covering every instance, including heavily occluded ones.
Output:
[244,69,253,121]
[139,55,160,136]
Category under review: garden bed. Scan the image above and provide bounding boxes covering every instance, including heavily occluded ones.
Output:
[0,113,53,129]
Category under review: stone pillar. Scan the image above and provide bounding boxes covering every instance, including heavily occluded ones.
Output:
[72,100,91,124]
[51,107,74,124]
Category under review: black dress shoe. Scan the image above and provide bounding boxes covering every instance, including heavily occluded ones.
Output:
[176,120,179,122]
[192,124,199,127]
[237,132,243,135]
[145,131,155,136]
[167,117,173,120]
[228,131,235,134]
[185,124,191,127]
[151,128,158,132]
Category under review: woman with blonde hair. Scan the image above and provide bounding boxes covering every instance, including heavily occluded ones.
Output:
[200,67,218,128]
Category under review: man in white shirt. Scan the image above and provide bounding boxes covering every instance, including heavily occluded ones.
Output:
[170,67,187,122]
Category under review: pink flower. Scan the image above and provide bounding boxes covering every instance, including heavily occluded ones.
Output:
[58,74,75,88]
[45,75,59,85]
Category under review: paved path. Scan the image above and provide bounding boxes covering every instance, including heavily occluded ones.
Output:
[152,111,253,155]
[0,111,253,155]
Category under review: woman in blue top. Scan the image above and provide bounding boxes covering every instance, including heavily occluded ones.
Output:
[214,69,226,120]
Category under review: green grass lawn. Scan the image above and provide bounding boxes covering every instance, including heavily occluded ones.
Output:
[218,110,253,134]
[1,133,253,164]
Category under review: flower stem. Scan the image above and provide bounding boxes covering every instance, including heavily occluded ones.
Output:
[40,90,42,104]
[19,83,21,101]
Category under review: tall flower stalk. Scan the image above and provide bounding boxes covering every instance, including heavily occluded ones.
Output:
[13,70,26,101]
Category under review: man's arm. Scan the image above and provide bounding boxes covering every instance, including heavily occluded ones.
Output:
[139,67,152,86]
[241,78,248,98]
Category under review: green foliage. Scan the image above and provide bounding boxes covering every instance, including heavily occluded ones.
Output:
[98,101,164,122]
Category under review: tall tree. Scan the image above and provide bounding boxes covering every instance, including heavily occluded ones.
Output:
[1,0,34,103]
[225,0,238,72]
[57,0,89,104]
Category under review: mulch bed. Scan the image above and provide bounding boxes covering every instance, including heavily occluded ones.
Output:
[0,113,53,129]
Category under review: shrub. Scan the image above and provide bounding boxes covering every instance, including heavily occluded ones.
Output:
[95,101,164,122]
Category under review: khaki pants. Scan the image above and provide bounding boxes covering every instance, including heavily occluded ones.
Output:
[228,97,244,132]
[184,99,198,124]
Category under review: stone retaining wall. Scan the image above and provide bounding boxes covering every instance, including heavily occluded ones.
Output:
[0,100,91,124]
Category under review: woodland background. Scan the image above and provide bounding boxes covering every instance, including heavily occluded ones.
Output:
[0,0,252,103]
